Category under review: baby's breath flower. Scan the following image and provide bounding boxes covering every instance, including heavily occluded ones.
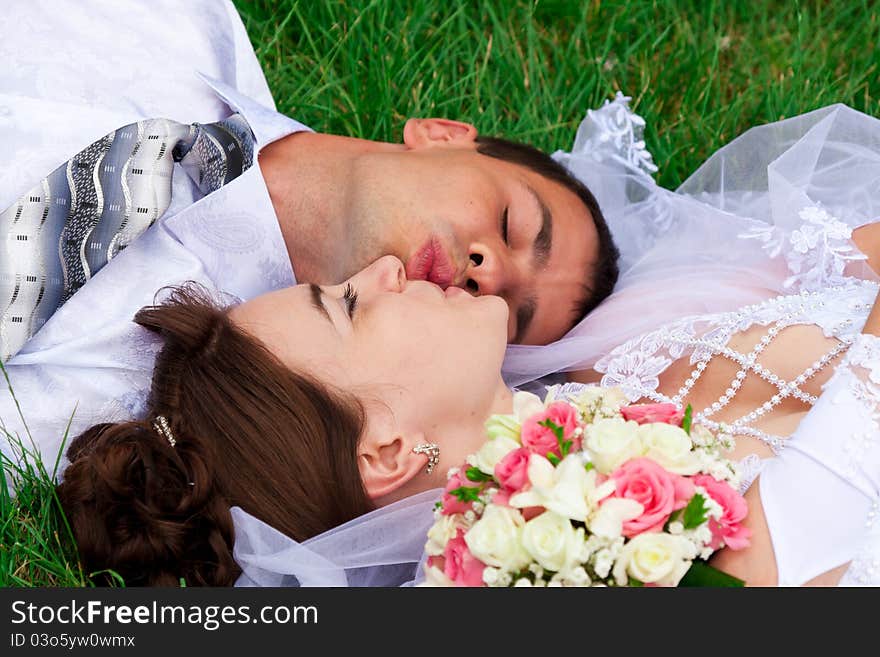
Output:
[593,548,615,579]
[498,571,513,587]
[668,521,684,535]
[566,566,591,586]
[482,567,500,586]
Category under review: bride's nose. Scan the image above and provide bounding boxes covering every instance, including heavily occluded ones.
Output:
[344,255,407,296]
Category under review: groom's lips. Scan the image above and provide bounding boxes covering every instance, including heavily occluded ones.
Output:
[405,236,454,289]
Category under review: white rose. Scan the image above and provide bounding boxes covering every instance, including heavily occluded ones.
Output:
[484,414,521,443]
[637,423,701,475]
[464,505,530,572]
[419,564,454,587]
[612,533,694,587]
[521,510,585,574]
[512,390,545,421]
[425,514,470,556]
[473,435,521,475]
[584,418,643,474]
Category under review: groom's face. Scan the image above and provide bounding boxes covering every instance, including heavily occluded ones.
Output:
[342,120,599,346]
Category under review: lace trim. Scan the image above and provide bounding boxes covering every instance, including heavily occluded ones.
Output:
[574,92,658,178]
[839,539,880,586]
[735,454,764,496]
[596,282,874,401]
[826,333,880,489]
[739,205,867,292]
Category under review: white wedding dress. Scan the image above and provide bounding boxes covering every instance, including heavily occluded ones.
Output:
[234,96,880,587]
[509,95,880,586]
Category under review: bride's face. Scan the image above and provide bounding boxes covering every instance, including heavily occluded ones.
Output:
[229,256,511,449]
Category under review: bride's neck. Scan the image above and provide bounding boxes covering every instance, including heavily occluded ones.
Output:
[490,380,515,415]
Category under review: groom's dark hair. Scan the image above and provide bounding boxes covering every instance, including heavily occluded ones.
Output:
[475,136,620,330]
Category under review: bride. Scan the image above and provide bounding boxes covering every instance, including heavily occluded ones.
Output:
[54,97,880,587]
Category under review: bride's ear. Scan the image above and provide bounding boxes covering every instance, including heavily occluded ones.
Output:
[358,429,426,500]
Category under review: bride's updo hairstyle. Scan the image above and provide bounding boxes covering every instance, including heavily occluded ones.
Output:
[56,285,373,586]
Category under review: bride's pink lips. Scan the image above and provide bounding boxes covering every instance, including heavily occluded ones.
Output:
[405,236,454,289]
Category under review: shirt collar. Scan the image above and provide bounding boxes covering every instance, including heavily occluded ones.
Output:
[196,72,313,148]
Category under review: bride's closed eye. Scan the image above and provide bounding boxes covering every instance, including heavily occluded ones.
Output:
[342,283,359,319]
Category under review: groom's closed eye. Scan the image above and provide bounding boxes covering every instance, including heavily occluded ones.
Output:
[510,185,551,344]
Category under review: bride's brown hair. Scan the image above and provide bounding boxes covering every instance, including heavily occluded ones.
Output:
[56,285,372,586]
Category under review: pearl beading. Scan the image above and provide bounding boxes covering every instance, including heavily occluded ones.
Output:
[634,287,860,453]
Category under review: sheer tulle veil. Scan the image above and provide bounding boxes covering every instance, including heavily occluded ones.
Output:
[233,94,880,586]
[502,93,880,388]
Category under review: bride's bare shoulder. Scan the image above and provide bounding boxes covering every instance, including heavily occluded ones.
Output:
[566,369,602,385]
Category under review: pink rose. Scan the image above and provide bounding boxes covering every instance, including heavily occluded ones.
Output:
[521,402,581,458]
[443,529,486,586]
[494,447,532,492]
[607,457,695,537]
[440,471,481,516]
[693,475,752,550]
[491,489,512,507]
[621,403,684,426]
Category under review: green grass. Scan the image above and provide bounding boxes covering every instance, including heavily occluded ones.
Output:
[0,364,99,586]
[3,0,879,586]
[235,0,879,190]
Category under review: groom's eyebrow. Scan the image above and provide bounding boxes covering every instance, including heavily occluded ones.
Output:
[309,284,334,327]
[526,184,553,270]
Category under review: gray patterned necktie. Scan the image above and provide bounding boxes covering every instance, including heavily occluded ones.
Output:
[0,114,255,362]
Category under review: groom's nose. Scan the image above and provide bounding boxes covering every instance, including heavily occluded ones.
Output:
[463,242,513,297]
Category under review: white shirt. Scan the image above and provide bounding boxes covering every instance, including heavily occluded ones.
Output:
[0,1,308,466]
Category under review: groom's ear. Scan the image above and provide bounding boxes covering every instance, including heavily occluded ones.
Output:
[358,429,425,500]
[402,118,478,150]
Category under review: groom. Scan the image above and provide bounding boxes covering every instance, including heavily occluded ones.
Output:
[0,1,617,458]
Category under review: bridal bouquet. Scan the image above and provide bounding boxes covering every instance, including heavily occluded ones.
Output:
[421,386,751,587]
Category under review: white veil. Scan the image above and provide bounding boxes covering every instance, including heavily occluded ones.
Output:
[502,94,880,387]
[232,95,880,586]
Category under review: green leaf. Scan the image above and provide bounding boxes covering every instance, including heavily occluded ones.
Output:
[627,577,644,587]
[584,462,595,472]
[540,418,574,458]
[682,404,693,435]
[465,466,494,482]
[679,561,745,587]
[539,418,565,441]
[448,486,482,503]
[681,493,708,530]
[547,453,561,466]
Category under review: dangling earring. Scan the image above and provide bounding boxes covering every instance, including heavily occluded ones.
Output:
[412,443,440,475]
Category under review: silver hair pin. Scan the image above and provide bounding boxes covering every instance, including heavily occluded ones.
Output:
[412,443,440,475]
[152,415,176,448]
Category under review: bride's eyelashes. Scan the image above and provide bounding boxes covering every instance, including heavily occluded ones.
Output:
[343,283,359,318]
